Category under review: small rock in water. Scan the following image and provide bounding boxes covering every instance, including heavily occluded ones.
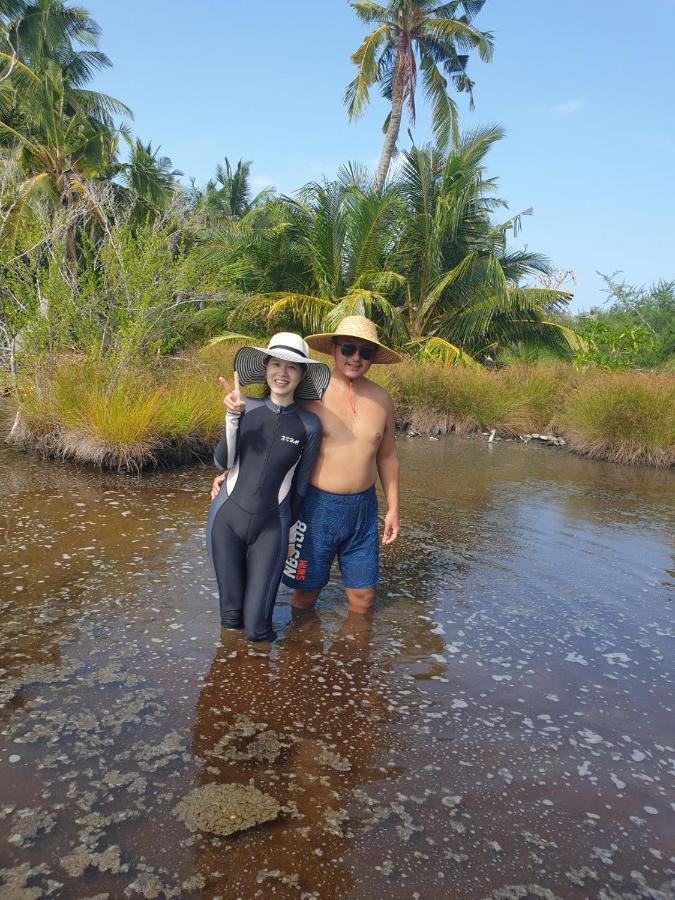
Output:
[175,783,280,836]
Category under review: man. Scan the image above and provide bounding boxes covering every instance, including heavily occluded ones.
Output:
[213,316,401,615]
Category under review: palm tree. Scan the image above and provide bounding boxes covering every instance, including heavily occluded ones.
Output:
[345,0,494,189]
[395,128,583,360]
[197,157,273,222]
[0,58,115,261]
[0,1,130,260]
[207,132,583,364]
[209,175,408,344]
[3,0,109,77]
[0,0,128,128]
[118,137,182,225]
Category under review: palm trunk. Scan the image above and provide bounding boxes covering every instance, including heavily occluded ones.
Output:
[36,280,49,319]
[374,44,405,192]
[65,222,78,271]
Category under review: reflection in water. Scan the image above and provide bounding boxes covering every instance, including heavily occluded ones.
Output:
[0,433,673,898]
[189,612,398,897]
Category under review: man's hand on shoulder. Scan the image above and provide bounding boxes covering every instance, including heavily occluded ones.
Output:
[382,508,400,545]
[211,472,226,500]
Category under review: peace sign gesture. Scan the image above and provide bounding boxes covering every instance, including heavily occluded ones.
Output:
[218,370,245,415]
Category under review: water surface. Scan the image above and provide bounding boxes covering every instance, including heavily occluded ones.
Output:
[0,435,673,899]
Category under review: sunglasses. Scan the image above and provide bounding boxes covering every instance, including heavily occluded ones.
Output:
[338,342,376,361]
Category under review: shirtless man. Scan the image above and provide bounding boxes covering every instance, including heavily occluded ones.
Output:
[212,316,401,615]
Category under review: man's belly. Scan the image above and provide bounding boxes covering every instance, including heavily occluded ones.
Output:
[310,448,378,494]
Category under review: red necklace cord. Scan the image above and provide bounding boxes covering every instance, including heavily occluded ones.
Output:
[348,380,357,417]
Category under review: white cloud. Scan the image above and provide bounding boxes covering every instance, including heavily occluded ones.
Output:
[553,98,585,116]
[251,174,275,190]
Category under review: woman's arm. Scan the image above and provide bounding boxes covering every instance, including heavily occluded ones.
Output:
[213,372,246,472]
[214,410,242,472]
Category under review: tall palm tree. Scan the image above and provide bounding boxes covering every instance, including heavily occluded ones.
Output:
[3,0,108,77]
[345,0,493,189]
[0,0,128,128]
[0,1,130,261]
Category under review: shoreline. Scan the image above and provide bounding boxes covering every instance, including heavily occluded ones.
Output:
[2,354,673,472]
[5,406,674,473]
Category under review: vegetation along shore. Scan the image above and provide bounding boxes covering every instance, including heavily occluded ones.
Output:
[4,348,673,471]
[1,1,673,473]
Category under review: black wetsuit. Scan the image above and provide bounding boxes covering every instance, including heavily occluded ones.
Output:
[206,397,322,641]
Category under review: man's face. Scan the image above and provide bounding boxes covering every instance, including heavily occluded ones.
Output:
[331,337,378,380]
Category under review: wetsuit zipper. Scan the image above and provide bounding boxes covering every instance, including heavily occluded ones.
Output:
[257,404,281,493]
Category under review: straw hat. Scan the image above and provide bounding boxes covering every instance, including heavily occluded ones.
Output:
[305,316,403,365]
[234,332,331,401]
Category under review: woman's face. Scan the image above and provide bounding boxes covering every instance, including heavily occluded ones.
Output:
[265,358,304,401]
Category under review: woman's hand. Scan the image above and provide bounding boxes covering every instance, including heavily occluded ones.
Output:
[218,371,245,415]
[211,472,226,500]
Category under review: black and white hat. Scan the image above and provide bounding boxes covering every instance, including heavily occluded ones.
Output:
[233,332,331,401]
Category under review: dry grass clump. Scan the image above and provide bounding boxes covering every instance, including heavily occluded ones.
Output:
[11,349,239,471]
[384,362,571,436]
[498,364,578,435]
[16,363,165,470]
[562,371,675,467]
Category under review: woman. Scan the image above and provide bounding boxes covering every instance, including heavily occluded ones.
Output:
[206,333,330,643]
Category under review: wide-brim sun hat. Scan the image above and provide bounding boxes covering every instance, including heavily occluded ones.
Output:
[233,332,331,401]
[305,315,403,364]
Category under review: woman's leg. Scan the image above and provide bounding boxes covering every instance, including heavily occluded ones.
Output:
[243,513,286,642]
[210,502,247,629]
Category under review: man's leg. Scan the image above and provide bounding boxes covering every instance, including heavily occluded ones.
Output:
[346,587,375,614]
[339,488,379,616]
[290,589,321,611]
[284,489,334,609]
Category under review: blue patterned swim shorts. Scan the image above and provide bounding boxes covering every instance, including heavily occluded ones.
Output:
[282,485,379,591]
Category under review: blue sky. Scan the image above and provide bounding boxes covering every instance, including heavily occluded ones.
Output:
[83,0,675,312]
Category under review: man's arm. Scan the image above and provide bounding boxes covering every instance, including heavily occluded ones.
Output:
[376,393,400,545]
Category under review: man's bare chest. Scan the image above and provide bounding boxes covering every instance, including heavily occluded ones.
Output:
[319,400,386,449]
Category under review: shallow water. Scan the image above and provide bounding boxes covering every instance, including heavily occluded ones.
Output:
[0,435,673,899]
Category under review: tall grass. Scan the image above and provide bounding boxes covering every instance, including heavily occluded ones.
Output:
[378,362,578,437]
[562,372,675,467]
[7,357,674,470]
[11,347,239,471]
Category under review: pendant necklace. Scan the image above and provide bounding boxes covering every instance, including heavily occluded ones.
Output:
[348,381,357,417]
